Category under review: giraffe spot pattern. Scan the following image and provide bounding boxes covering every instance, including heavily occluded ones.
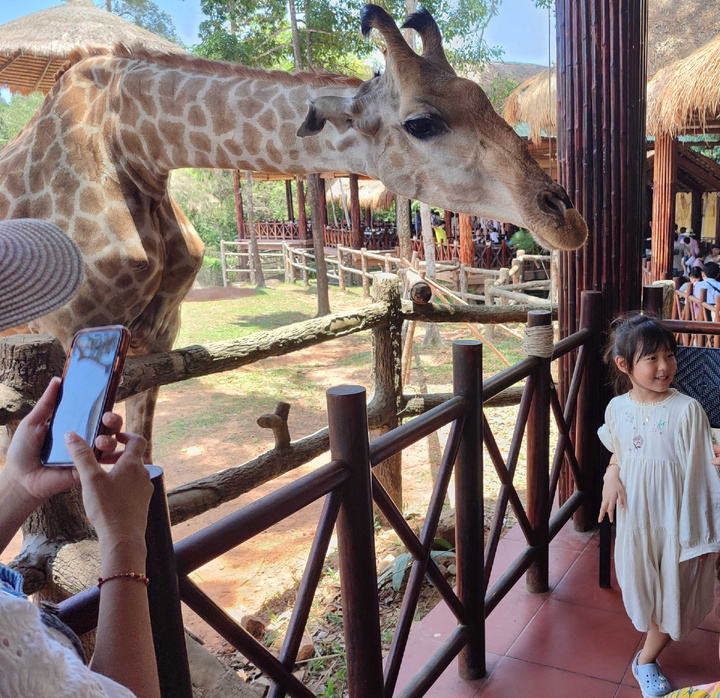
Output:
[243,123,262,156]
[258,110,277,132]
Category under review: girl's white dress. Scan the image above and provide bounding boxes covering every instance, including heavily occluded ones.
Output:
[598,389,720,640]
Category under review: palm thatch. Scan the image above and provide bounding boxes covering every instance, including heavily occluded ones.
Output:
[504,0,720,142]
[0,0,184,95]
[503,68,556,144]
[326,178,396,211]
[646,35,720,136]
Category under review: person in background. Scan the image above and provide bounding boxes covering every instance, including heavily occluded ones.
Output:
[696,261,720,305]
[0,219,160,698]
[680,266,703,296]
[433,221,447,244]
[707,244,720,265]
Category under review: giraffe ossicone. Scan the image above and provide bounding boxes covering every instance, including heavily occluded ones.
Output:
[0,4,587,458]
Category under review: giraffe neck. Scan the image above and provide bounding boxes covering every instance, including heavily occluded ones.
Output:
[112,58,372,179]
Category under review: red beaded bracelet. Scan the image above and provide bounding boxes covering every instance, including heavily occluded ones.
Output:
[97,572,149,589]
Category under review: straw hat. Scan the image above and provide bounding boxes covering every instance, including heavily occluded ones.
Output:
[0,219,83,331]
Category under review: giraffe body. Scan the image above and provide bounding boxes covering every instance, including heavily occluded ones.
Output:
[0,7,587,457]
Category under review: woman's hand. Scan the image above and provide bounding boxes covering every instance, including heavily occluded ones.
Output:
[598,464,627,523]
[65,430,152,554]
[0,378,126,511]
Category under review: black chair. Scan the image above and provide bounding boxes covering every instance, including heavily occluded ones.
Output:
[599,345,720,587]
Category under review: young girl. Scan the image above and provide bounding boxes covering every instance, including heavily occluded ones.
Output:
[598,314,720,697]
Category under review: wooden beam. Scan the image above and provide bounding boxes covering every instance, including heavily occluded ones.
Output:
[349,174,362,249]
[691,189,703,236]
[716,193,720,244]
[651,135,678,281]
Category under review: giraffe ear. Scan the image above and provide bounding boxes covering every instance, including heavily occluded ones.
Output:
[298,96,380,138]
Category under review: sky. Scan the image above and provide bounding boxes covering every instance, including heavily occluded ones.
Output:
[0,0,556,66]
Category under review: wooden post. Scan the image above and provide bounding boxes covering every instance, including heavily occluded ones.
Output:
[297,176,307,240]
[220,240,228,287]
[361,248,370,299]
[452,340,485,679]
[326,385,384,698]
[525,310,552,593]
[651,136,678,281]
[144,466,193,698]
[716,193,720,244]
[460,264,468,302]
[233,171,246,239]
[302,251,309,289]
[349,174,362,249]
[285,179,294,223]
[556,0,647,503]
[691,189,703,238]
[573,291,605,531]
[307,173,331,315]
[642,284,665,317]
[484,278,496,341]
[444,209,452,235]
[459,214,474,267]
[319,177,328,231]
[369,274,402,508]
[338,250,346,292]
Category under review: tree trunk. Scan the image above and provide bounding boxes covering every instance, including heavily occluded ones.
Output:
[304,0,313,68]
[288,0,304,70]
[349,174,362,249]
[307,173,331,316]
[245,171,266,288]
[338,179,352,227]
[396,195,412,262]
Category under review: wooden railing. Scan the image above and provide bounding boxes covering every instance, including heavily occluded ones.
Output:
[670,281,720,347]
[254,220,304,240]
[55,292,605,697]
[410,240,513,269]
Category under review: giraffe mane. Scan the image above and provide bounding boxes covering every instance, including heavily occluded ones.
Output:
[56,44,364,89]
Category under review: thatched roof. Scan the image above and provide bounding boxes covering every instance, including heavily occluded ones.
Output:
[0,0,184,95]
[504,0,720,142]
[646,35,720,136]
[503,68,556,144]
[326,178,396,211]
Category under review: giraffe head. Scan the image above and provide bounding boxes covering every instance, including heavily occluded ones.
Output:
[298,5,587,251]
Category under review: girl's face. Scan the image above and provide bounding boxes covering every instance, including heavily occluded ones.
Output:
[615,346,677,402]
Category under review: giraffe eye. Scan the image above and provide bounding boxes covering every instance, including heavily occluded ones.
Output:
[403,115,447,140]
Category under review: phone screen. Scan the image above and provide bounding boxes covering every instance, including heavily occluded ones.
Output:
[42,328,124,465]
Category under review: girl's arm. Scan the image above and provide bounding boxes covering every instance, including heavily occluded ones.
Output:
[598,455,627,523]
[66,432,160,698]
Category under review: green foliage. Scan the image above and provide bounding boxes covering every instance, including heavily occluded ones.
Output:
[378,550,455,591]
[107,0,181,43]
[510,228,545,254]
[0,93,45,148]
[485,75,519,113]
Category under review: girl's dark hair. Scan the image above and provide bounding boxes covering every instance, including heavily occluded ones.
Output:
[689,266,703,280]
[604,314,677,394]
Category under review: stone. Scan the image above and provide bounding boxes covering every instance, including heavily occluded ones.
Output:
[296,633,315,662]
[241,615,266,640]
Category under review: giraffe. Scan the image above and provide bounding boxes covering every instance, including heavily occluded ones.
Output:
[0,5,587,459]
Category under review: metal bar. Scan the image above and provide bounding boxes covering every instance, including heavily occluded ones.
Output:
[369,396,468,466]
[326,386,384,698]
[179,576,315,698]
[269,489,343,698]
[453,340,486,679]
[175,460,348,574]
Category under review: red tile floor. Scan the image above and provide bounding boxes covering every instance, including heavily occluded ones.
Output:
[394,522,720,698]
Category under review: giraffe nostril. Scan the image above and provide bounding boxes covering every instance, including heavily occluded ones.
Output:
[131,260,148,272]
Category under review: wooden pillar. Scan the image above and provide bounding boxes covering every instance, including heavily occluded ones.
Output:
[556,0,648,503]
[365,206,372,229]
[285,179,294,222]
[716,192,720,244]
[651,135,678,281]
[319,177,328,230]
[296,176,307,240]
[691,188,703,238]
[459,214,474,267]
[233,171,246,239]
[349,174,362,249]
[444,209,452,235]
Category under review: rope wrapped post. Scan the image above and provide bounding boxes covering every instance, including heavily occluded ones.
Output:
[524,310,553,593]
[643,284,665,318]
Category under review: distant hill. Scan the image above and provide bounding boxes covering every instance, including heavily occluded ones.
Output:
[466,61,546,91]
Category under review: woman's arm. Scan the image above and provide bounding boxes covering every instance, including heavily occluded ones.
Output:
[66,431,160,698]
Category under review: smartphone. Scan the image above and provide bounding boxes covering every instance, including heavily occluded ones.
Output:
[41,325,130,466]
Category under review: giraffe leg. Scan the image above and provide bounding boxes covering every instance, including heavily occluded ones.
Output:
[125,386,160,464]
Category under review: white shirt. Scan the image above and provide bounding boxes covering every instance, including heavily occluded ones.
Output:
[0,591,135,698]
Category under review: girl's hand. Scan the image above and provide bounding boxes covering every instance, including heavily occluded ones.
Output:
[65,430,152,551]
[598,465,627,523]
[0,378,126,510]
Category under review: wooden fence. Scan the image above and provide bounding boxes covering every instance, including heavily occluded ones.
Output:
[220,240,285,286]
[52,291,605,698]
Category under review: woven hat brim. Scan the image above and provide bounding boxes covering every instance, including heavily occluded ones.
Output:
[0,219,84,331]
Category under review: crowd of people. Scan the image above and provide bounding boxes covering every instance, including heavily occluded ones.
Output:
[412,209,512,246]
[671,227,720,305]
